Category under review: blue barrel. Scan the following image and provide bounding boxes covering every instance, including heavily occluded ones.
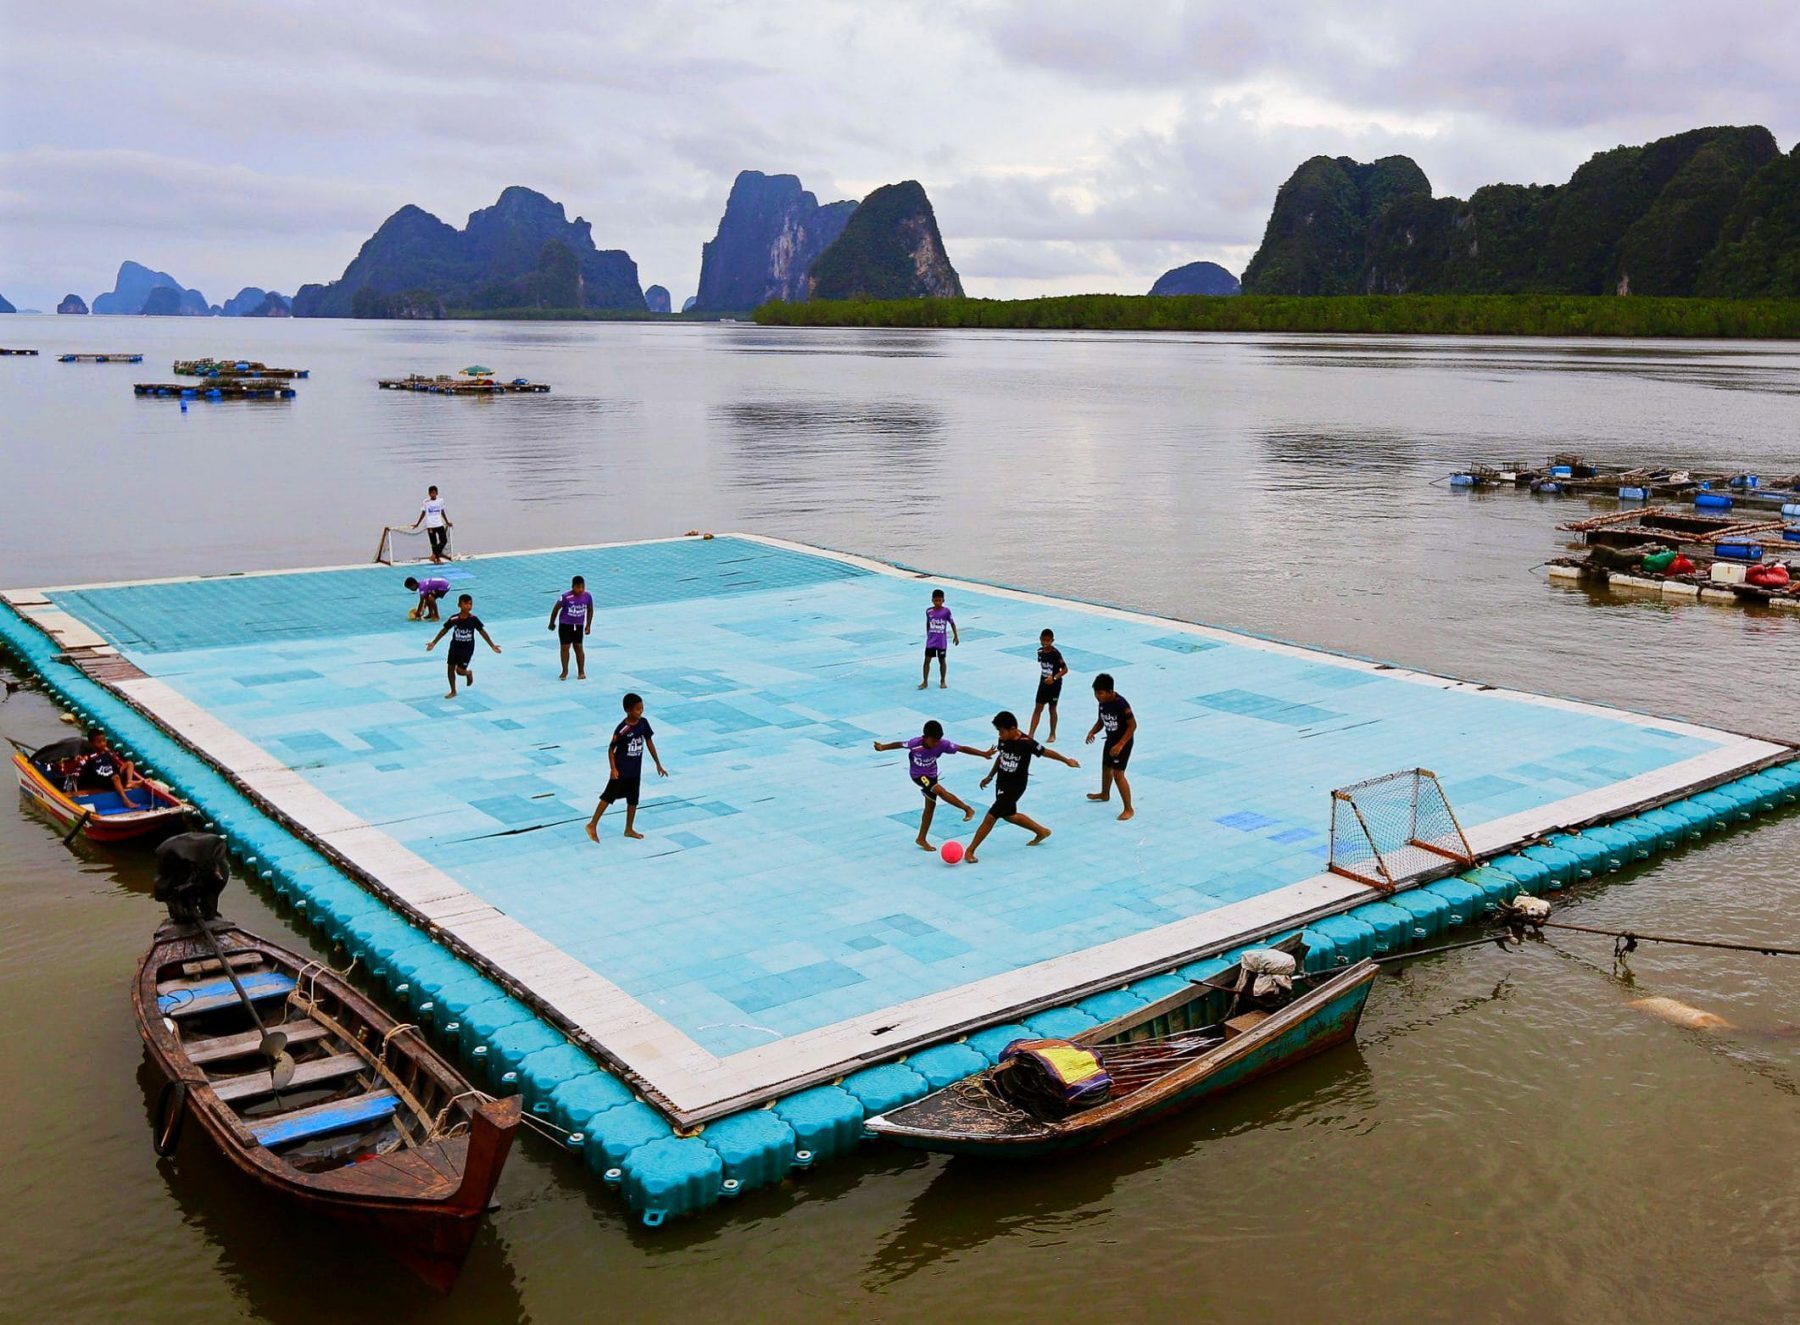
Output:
[1714,542,1763,561]
[1618,486,1648,501]
[1696,493,1733,511]
[1348,901,1413,954]
[1449,474,1477,487]
[1422,878,1488,927]
[1545,830,1616,875]
[1782,503,1800,518]
[622,1136,723,1226]
[1391,889,1451,943]
[1536,482,1562,494]
[1519,844,1583,888]
[1461,866,1527,910]
[1307,914,1378,965]
[1550,465,1574,478]
[771,1086,864,1164]
[700,1109,797,1193]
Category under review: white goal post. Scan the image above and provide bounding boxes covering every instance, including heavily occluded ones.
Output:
[374,525,454,565]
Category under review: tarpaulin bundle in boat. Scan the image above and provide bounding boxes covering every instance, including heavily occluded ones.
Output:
[32,736,89,784]
[154,831,230,922]
[995,1038,1112,1119]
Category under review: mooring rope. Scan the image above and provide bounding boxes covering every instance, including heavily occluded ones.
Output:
[1533,919,1799,959]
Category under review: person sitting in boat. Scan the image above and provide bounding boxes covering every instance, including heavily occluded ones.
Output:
[31,735,92,789]
[75,731,143,799]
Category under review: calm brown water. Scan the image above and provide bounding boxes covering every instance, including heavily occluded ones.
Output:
[0,317,1795,1323]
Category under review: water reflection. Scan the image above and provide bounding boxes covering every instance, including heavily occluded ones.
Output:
[719,328,946,358]
[714,399,947,520]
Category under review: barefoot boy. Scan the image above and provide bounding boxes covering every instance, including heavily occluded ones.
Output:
[546,574,595,680]
[426,594,501,698]
[919,589,958,690]
[404,574,450,621]
[1085,673,1136,820]
[587,692,668,841]
[1028,628,1068,742]
[872,721,994,850]
[966,710,1079,863]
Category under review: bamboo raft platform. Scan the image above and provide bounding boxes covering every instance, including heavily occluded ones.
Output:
[173,358,310,380]
[135,381,297,400]
[1,348,39,356]
[1549,505,1800,610]
[59,352,142,364]
[377,374,550,394]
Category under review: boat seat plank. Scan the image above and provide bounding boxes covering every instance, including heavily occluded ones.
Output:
[186,1020,331,1064]
[249,1090,399,1148]
[158,971,295,1017]
[1222,1010,1271,1040]
[180,953,264,978]
[213,1053,368,1103]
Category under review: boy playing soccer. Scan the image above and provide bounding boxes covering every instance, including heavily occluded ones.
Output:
[920,589,958,689]
[546,574,595,680]
[1085,673,1137,821]
[404,574,450,621]
[587,692,668,841]
[425,594,501,698]
[966,710,1079,863]
[872,721,994,851]
[1028,628,1069,742]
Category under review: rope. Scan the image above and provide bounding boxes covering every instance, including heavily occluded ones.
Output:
[379,1022,420,1067]
[1534,919,1799,958]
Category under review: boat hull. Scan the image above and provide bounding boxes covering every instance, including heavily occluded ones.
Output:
[134,920,519,1289]
[870,955,1379,1159]
[13,752,189,843]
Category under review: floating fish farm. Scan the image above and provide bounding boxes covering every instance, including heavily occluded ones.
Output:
[4,534,1794,1226]
[135,381,298,401]
[377,374,551,394]
[173,358,311,379]
[58,352,143,364]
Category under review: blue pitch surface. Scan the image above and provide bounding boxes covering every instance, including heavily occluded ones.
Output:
[50,537,1718,1058]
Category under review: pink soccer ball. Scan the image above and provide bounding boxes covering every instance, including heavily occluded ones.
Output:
[940,840,964,865]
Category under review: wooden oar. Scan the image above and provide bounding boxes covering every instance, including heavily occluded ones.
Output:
[61,809,92,846]
[197,920,295,1090]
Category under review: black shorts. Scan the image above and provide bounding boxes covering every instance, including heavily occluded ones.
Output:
[1035,681,1063,706]
[1104,740,1134,771]
[446,643,474,669]
[989,792,1022,820]
[558,622,584,645]
[601,776,641,807]
[915,775,940,798]
[924,645,946,660]
[427,527,449,556]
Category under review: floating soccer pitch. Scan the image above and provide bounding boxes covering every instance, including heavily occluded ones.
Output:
[5,535,1789,1126]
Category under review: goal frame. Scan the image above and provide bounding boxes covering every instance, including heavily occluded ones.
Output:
[1328,767,1475,893]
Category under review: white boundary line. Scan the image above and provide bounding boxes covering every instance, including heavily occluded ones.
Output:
[9,533,1788,1123]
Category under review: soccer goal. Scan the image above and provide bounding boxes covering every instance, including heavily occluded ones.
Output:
[1328,768,1475,892]
[374,525,450,565]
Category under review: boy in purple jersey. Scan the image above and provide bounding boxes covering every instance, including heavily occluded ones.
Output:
[966,710,1079,863]
[587,692,668,841]
[403,574,450,621]
[546,574,595,681]
[1085,672,1137,821]
[872,720,994,850]
[919,588,958,690]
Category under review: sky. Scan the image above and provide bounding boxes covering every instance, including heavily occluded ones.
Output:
[2,1,1798,311]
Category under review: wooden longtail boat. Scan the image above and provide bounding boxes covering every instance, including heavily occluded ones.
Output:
[12,748,190,843]
[135,918,520,1289]
[866,941,1379,1158]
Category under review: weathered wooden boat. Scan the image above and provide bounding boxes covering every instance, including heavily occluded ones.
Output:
[136,914,520,1289]
[12,744,190,843]
[866,940,1379,1158]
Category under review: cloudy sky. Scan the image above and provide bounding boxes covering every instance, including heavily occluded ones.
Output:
[2,1,1797,310]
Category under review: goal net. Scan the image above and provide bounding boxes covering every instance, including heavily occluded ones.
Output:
[374,525,451,565]
[1328,768,1474,892]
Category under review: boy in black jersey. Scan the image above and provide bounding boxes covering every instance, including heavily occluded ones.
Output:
[1085,673,1137,821]
[1028,628,1068,743]
[965,710,1079,864]
[426,593,502,698]
[587,692,668,841]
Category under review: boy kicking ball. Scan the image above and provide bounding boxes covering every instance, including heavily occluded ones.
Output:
[873,721,994,851]
[1085,672,1137,821]
[965,710,1079,863]
[426,594,501,698]
[587,692,668,841]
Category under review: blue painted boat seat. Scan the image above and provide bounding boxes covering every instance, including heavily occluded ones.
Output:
[249,1090,399,1148]
[158,971,295,1017]
[73,786,161,814]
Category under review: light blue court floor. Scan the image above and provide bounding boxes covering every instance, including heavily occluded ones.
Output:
[37,536,1760,1077]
